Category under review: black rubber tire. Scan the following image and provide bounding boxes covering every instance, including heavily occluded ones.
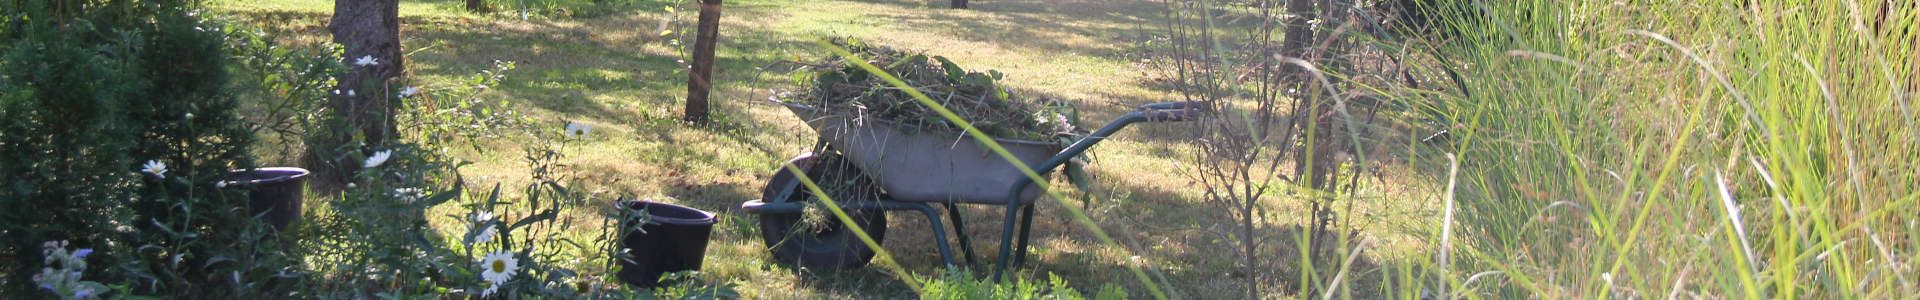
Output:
[757,152,888,269]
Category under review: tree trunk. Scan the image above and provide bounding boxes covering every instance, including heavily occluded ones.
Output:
[1267,0,1313,298]
[950,0,967,9]
[310,0,404,191]
[1279,0,1316,74]
[684,0,722,124]
[466,0,489,13]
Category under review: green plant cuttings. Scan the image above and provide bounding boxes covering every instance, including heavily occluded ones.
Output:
[786,38,1085,143]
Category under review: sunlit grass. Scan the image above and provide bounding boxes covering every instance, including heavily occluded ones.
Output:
[1393,0,1920,297]
[208,0,1352,298]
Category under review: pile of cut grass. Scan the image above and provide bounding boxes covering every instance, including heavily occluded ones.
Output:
[787,38,1079,141]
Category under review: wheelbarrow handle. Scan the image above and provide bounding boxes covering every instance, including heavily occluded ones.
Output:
[1140,101,1202,110]
[1137,101,1208,122]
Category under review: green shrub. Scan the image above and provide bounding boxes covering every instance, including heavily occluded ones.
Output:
[290,60,629,298]
[0,1,293,297]
[220,22,346,165]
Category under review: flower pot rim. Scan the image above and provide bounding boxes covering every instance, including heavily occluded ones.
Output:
[622,200,717,225]
[222,167,311,186]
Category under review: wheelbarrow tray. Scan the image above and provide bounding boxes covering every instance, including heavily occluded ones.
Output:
[783,102,1057,204]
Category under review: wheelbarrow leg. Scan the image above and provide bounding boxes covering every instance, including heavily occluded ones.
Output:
[1013,203,1036,266]
[992,203,1023,281]
[944,203,978,265]
[907,203,959,268]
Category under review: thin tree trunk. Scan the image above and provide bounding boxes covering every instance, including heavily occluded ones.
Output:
[951,0,967,9]
[685,0,722,124]
[1272,0,1317,298]
[310,0,404,191]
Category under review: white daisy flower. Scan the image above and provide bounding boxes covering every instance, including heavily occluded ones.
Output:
[398,86,419,98]
[141,160,167,179]
[479,251,519,285]
[364,150,392,168]
[480,283,499,298]
[473,224,497,245]
[391,187,426,202]
[353,55,379,67]
[473,211,494,223]
[564,122,591,139]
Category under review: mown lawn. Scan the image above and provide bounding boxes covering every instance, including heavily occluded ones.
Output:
[212,0,1436,297]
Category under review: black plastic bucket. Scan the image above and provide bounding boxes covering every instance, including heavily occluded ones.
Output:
[223,167,310,230]
[616,201,717,289]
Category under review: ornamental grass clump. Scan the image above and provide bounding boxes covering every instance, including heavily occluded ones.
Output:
[788,38,1081,142]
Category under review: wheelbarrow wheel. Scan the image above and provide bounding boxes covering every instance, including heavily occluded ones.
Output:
[758,152,888,269]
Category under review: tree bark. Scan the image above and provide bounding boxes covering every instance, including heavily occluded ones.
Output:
[684,0,722,124]
[466,0,489,13]
[1279,0,1316,73]
[311,0,404,191]
[950,0,968,9]
[1276,0,1328,298]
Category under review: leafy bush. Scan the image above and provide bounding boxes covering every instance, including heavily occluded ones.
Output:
[291,61,641,298]
[221,23,346,165]
[0,1,297,297]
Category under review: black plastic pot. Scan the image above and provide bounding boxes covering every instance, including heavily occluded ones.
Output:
[224,167,310,230]
[616,201,717,289]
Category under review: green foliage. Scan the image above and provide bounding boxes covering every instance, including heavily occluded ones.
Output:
[293,60,635,298]
[0,1,301,297]
[643,271,739,299]
[921,269,1126,300]
[296,144,466,297]
[403,60,532,153]
[220,22,346,163]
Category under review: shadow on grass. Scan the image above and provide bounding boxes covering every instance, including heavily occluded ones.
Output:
[822,152,1423,298]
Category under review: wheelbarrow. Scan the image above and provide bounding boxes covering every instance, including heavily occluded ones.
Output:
[740,100,1204,280]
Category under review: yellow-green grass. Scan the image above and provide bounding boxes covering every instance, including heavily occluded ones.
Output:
[1393,0,1920,298]
[213,0,1444,298]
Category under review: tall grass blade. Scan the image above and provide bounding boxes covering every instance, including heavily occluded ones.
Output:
[1321,239,1371,300]
[1713,170,1759,277]
[1439,153,1460,298]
